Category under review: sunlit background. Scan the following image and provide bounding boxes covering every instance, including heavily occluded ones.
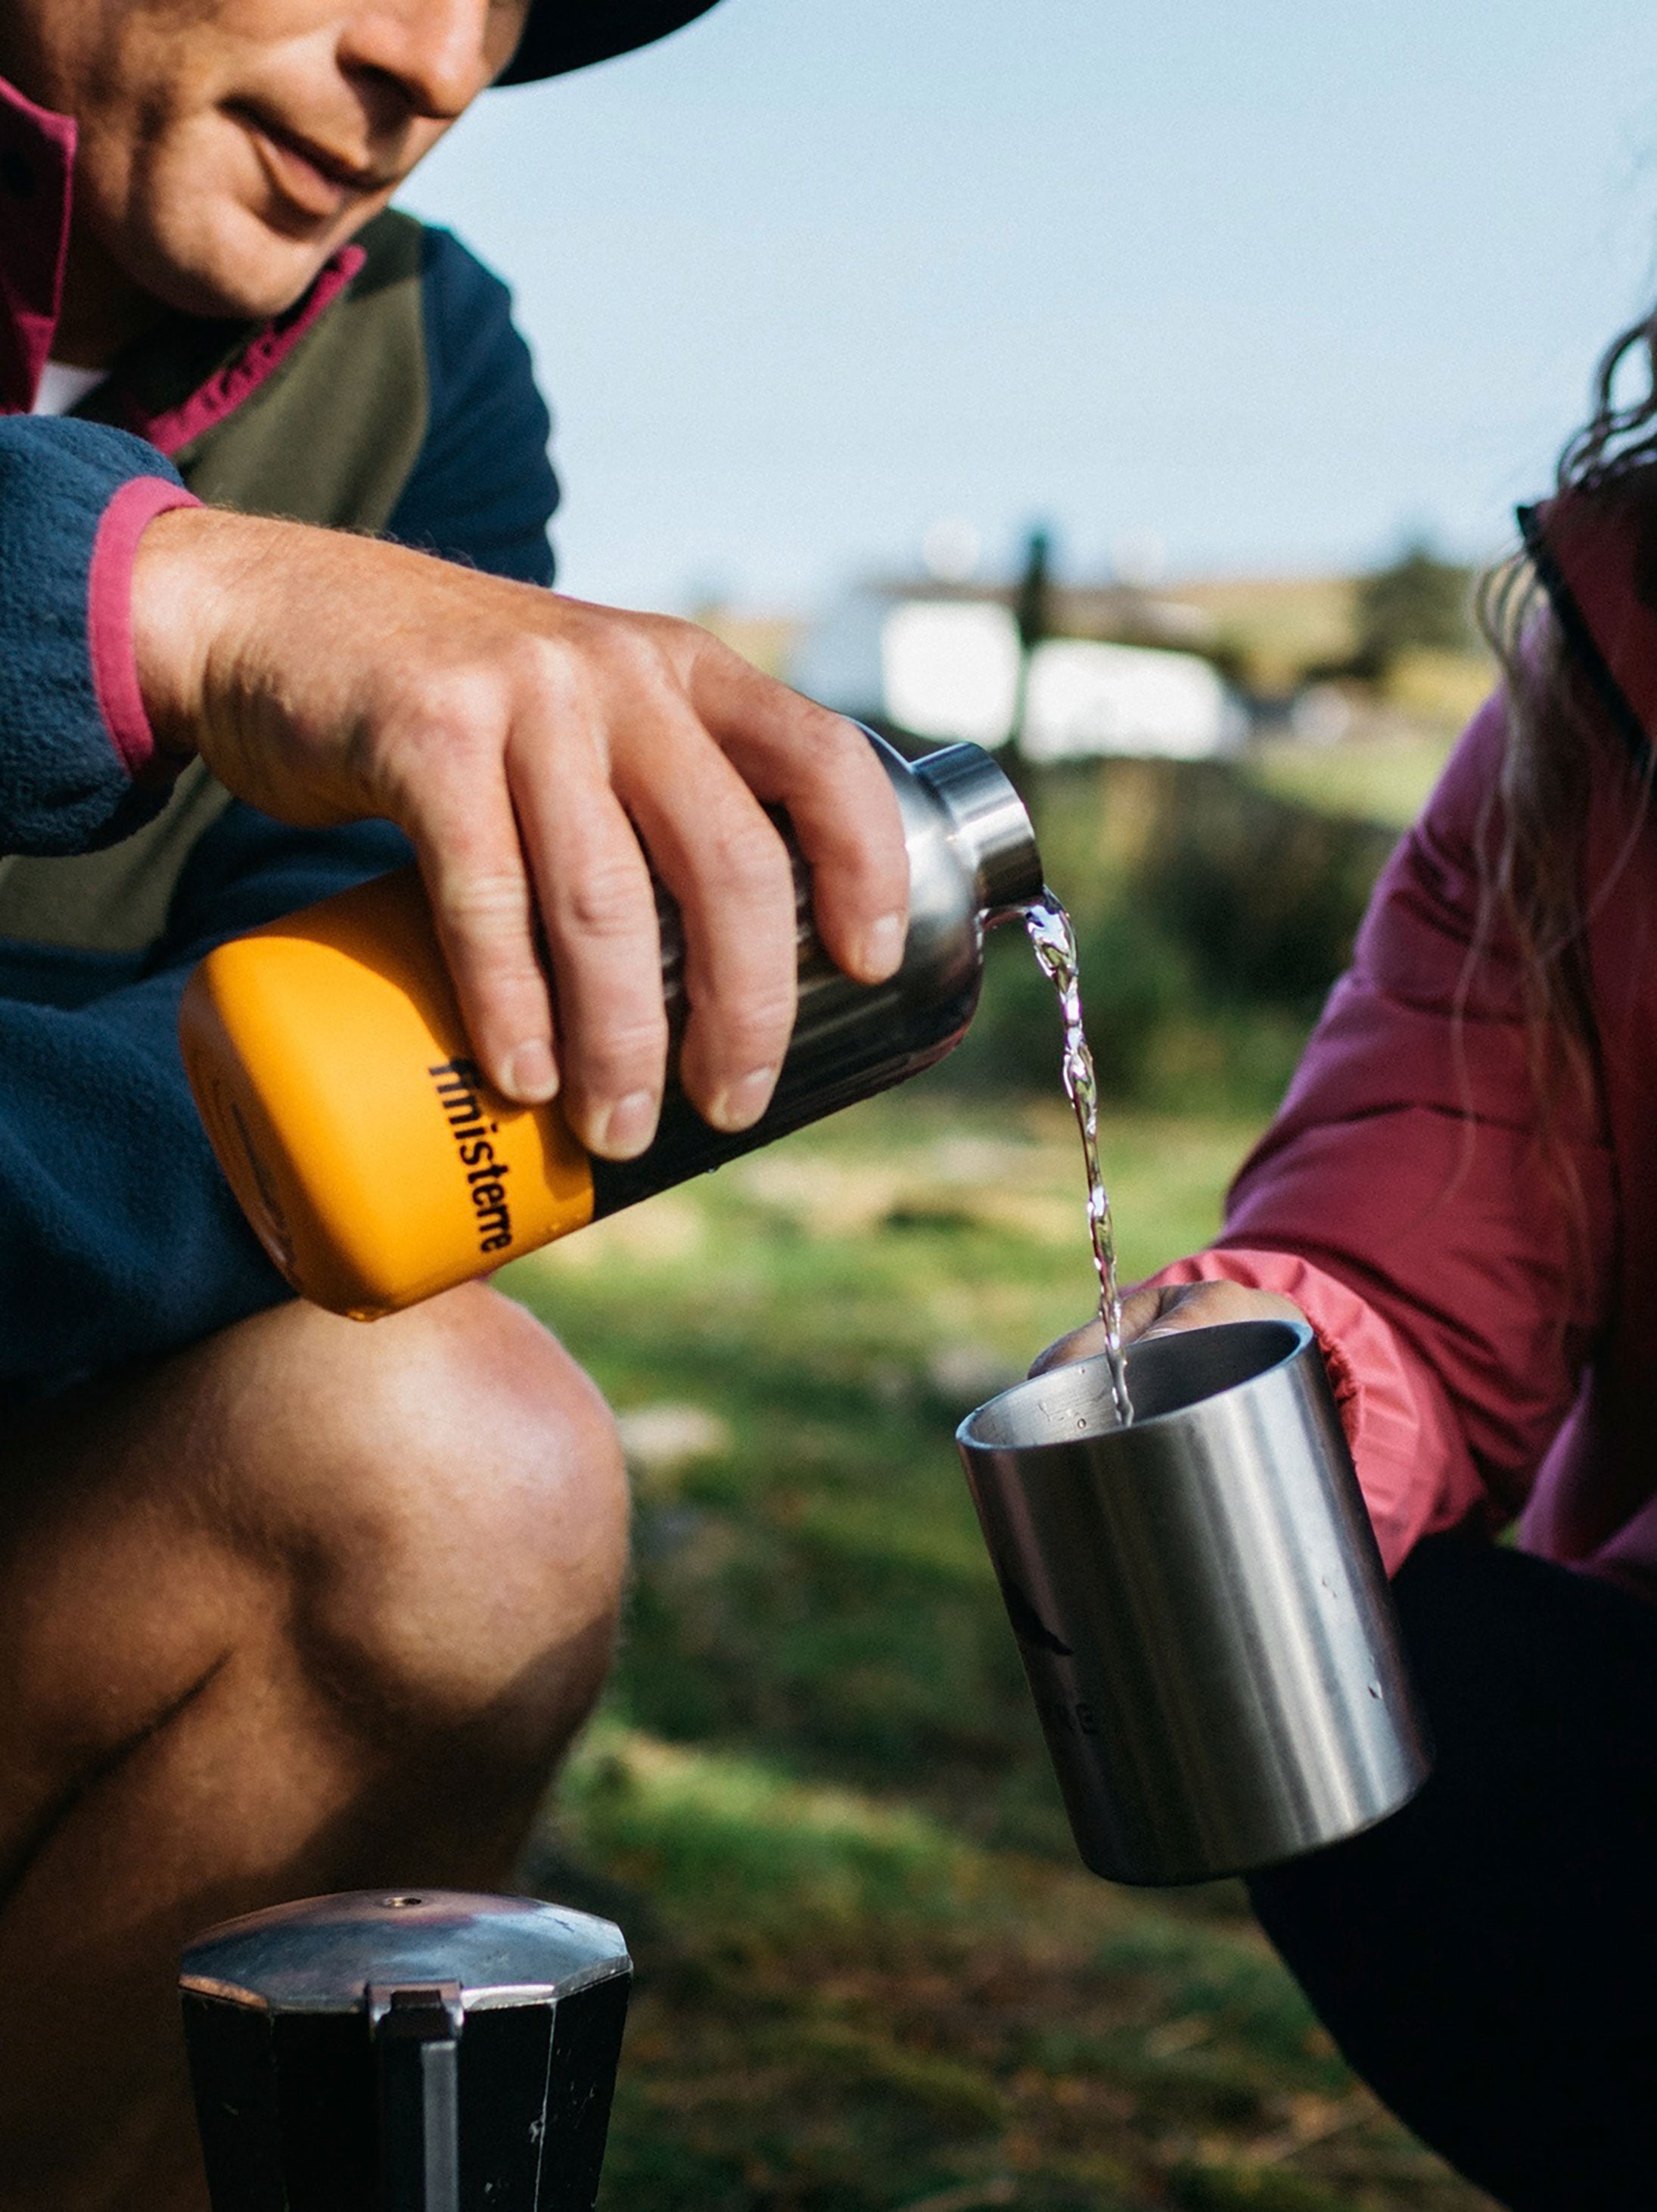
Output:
[408,0,1657,614]
[401,14,1657,2203]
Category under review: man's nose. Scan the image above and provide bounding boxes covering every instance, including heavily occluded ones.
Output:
[340,0,505,121]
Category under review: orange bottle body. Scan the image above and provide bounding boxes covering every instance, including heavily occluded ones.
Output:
[179,738,1043,1322]
[179,868,594,1319]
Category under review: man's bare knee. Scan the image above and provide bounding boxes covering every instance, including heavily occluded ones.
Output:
[0,1290,623,2210]
[198,1285,629,1766]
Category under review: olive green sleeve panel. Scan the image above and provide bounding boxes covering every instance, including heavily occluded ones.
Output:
[0,216,434,957]
[0,761,231,954]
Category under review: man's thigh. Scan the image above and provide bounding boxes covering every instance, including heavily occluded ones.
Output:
[0,1281,625,1840]
[0,1285,626,2190]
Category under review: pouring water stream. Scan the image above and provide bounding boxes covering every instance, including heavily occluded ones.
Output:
[1023,891,1134,1426]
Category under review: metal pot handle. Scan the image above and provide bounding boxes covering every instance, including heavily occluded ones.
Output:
[369,1983,462,2212]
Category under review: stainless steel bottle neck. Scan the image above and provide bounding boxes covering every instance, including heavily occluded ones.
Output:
[590,733,1041,1217]
[909,741,1044,925]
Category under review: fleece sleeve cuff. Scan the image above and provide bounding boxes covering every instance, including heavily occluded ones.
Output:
[86,471,201,779]
[0,416,199,855]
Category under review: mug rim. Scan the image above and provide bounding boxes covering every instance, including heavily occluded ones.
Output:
[955,1315,1314,1456]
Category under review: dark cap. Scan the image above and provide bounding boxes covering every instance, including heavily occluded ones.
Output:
[498,1,723,86]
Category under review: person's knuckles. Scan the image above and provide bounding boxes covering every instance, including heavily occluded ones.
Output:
[678,857,799,1052]
[697,810,797,915]
[687,976,797,1072]
[387,637,522,721]
[555,608,687,717]
[359,683,518,811]
[645,814,797,1006]
[562,994,670,1079]
[545,850,657,944]
[789,708,883,790]
[386,628,597,763]
[808,707,884,778]
[499,624,611,718]
[623,735,789,873]
[654,609,738,681]
[443,938,549,1034]
[434,866,536,945]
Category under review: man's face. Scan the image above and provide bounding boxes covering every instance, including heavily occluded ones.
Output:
[0,1,533,323]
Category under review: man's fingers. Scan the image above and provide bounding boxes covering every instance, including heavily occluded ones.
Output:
[511,726,669,1159]
[216,568,922,1145]
[411,782,558,1109]
[617,707,800,1131]
[687,647,910,985]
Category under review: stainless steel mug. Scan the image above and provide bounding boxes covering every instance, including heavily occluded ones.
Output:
[956,1318,1432,1885]
[179,1889,631,2212]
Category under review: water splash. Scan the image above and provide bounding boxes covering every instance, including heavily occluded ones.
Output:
[1024,890,1133,1426]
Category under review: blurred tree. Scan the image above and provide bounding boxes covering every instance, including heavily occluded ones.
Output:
[1013,524,1054,655]
[1008,524,1055,765]
[1352,537,1473,679]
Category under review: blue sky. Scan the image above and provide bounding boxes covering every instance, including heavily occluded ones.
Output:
[406,0,1657,611]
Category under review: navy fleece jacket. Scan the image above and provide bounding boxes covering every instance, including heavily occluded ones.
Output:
[0,231,559,1398]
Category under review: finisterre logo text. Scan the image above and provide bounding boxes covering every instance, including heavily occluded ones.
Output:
[428,1059,515,1254]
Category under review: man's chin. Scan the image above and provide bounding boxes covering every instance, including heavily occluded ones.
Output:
[127,204,366,326]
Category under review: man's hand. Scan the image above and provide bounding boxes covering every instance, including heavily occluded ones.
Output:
[1030,1278,1307,1377]
[132,507,909,1159]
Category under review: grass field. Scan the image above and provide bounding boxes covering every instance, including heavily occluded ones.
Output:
[502,1088,1494,2212]
[1243,732,1455,834]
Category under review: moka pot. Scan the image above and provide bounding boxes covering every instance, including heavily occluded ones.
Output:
[179,1888,631,2212]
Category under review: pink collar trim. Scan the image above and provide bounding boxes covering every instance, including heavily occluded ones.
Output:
[0,76,76,413]
[123,242,366,458]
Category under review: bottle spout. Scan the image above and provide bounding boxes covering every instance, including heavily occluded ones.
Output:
[912,742,1044,924]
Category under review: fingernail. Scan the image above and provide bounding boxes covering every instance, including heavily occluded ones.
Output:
[707,1066,778,1132]
[505,1041,558,1103]
[859,911,906,978]
[592,1089,659,1159]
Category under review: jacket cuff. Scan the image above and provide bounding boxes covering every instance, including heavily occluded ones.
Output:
[0,417,194,854]
[88,474,201,778]
[1139,1245,1487,1575]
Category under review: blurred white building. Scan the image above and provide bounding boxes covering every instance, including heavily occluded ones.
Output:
[790,586,1244,760]
[1020,636,1245,762]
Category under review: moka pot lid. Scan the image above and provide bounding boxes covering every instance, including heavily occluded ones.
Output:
[179,1889,630,2014]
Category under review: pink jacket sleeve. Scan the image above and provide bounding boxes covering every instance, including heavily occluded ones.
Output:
[1144,695,1617,1572]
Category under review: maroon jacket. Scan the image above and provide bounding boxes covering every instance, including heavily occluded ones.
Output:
[1149,505,1657,1598]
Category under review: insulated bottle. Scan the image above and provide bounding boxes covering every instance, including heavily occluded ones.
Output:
[179,732,1042,1318]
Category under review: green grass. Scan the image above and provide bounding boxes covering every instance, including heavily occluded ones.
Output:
[1243,734,1454,833]
[502,1094,1494,2210]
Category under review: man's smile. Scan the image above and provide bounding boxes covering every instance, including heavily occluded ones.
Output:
[227,101,400,222]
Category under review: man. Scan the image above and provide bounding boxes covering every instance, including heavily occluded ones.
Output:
[0,3,909,2203]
